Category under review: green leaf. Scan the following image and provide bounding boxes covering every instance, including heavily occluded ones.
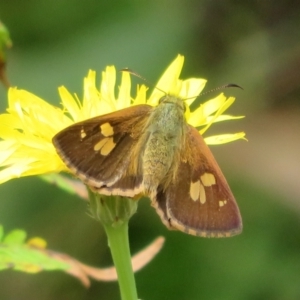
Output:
[0,226,69,274]
[0,20,12,87]
[0,21,12,54]
[0,225,164,287]
[3,229,27,245]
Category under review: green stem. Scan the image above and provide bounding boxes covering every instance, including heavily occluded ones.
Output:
[104,222,138,300]
[88,191,138,300]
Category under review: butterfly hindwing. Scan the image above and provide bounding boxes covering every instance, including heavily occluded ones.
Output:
[154,125,242,237]
[53,104,152,191]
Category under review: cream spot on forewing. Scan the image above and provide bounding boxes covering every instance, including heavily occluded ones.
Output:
[219,200,227,207]
[199,182,206,204]
[100,122,114,137]
[190,181,200,201]
[94,137,116,156]
[101,138,116,155]
[201,173,216,187]
[80,129,87,139]
[94,139,107,151]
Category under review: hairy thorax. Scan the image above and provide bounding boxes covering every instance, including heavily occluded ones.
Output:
[142,96,187,193]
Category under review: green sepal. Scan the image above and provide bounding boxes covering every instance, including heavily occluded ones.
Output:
[88,189,138,227]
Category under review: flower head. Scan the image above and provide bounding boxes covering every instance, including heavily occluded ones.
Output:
[0,55,245,184]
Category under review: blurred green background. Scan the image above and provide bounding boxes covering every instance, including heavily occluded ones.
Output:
[1,1,300,299]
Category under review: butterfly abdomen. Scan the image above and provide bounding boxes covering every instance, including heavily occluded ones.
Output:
[142,97,186,194]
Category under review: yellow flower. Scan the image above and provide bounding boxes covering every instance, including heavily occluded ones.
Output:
[0,55,245,184]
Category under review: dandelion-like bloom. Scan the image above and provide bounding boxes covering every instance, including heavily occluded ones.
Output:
[0,55,245,184]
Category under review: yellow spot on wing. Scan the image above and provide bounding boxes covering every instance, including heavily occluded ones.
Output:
[80,129,87,139]
[219,200,227,207]
[190,181,206,204]
[199,182,206,204]
[190,181,200,201]
[94,137,116,156]
[201,173,216,187]
[100,122,114,137]
[94,139,106,151]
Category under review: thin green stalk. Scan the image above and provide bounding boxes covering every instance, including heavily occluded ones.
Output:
[104,222,138,300]
[88,190,138,300]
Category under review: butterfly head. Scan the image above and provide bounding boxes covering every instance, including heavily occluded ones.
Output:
[158,94,186,112]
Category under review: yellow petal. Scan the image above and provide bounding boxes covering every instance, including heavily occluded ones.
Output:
[101,66,117,111]
[117,71,131,109]
[58,86,82,122]
[188,94,226,127]
[82,70,109,118]
[200,114,245,126]
[148,55,184,105]
[83,70,97,113]
[179,78,207,106]
[132,84,148,105]
[0,141,16,165]
[0,163,31,183]
[204,132,247,145]
[199,96,235,134]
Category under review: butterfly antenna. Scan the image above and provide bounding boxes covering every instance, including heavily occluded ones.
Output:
[183,83,243,102]
[120,68,166,94]
[199,83,243,97]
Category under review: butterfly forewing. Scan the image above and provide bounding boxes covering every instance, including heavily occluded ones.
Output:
[53,105,152,189]
[154,125,242,237]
